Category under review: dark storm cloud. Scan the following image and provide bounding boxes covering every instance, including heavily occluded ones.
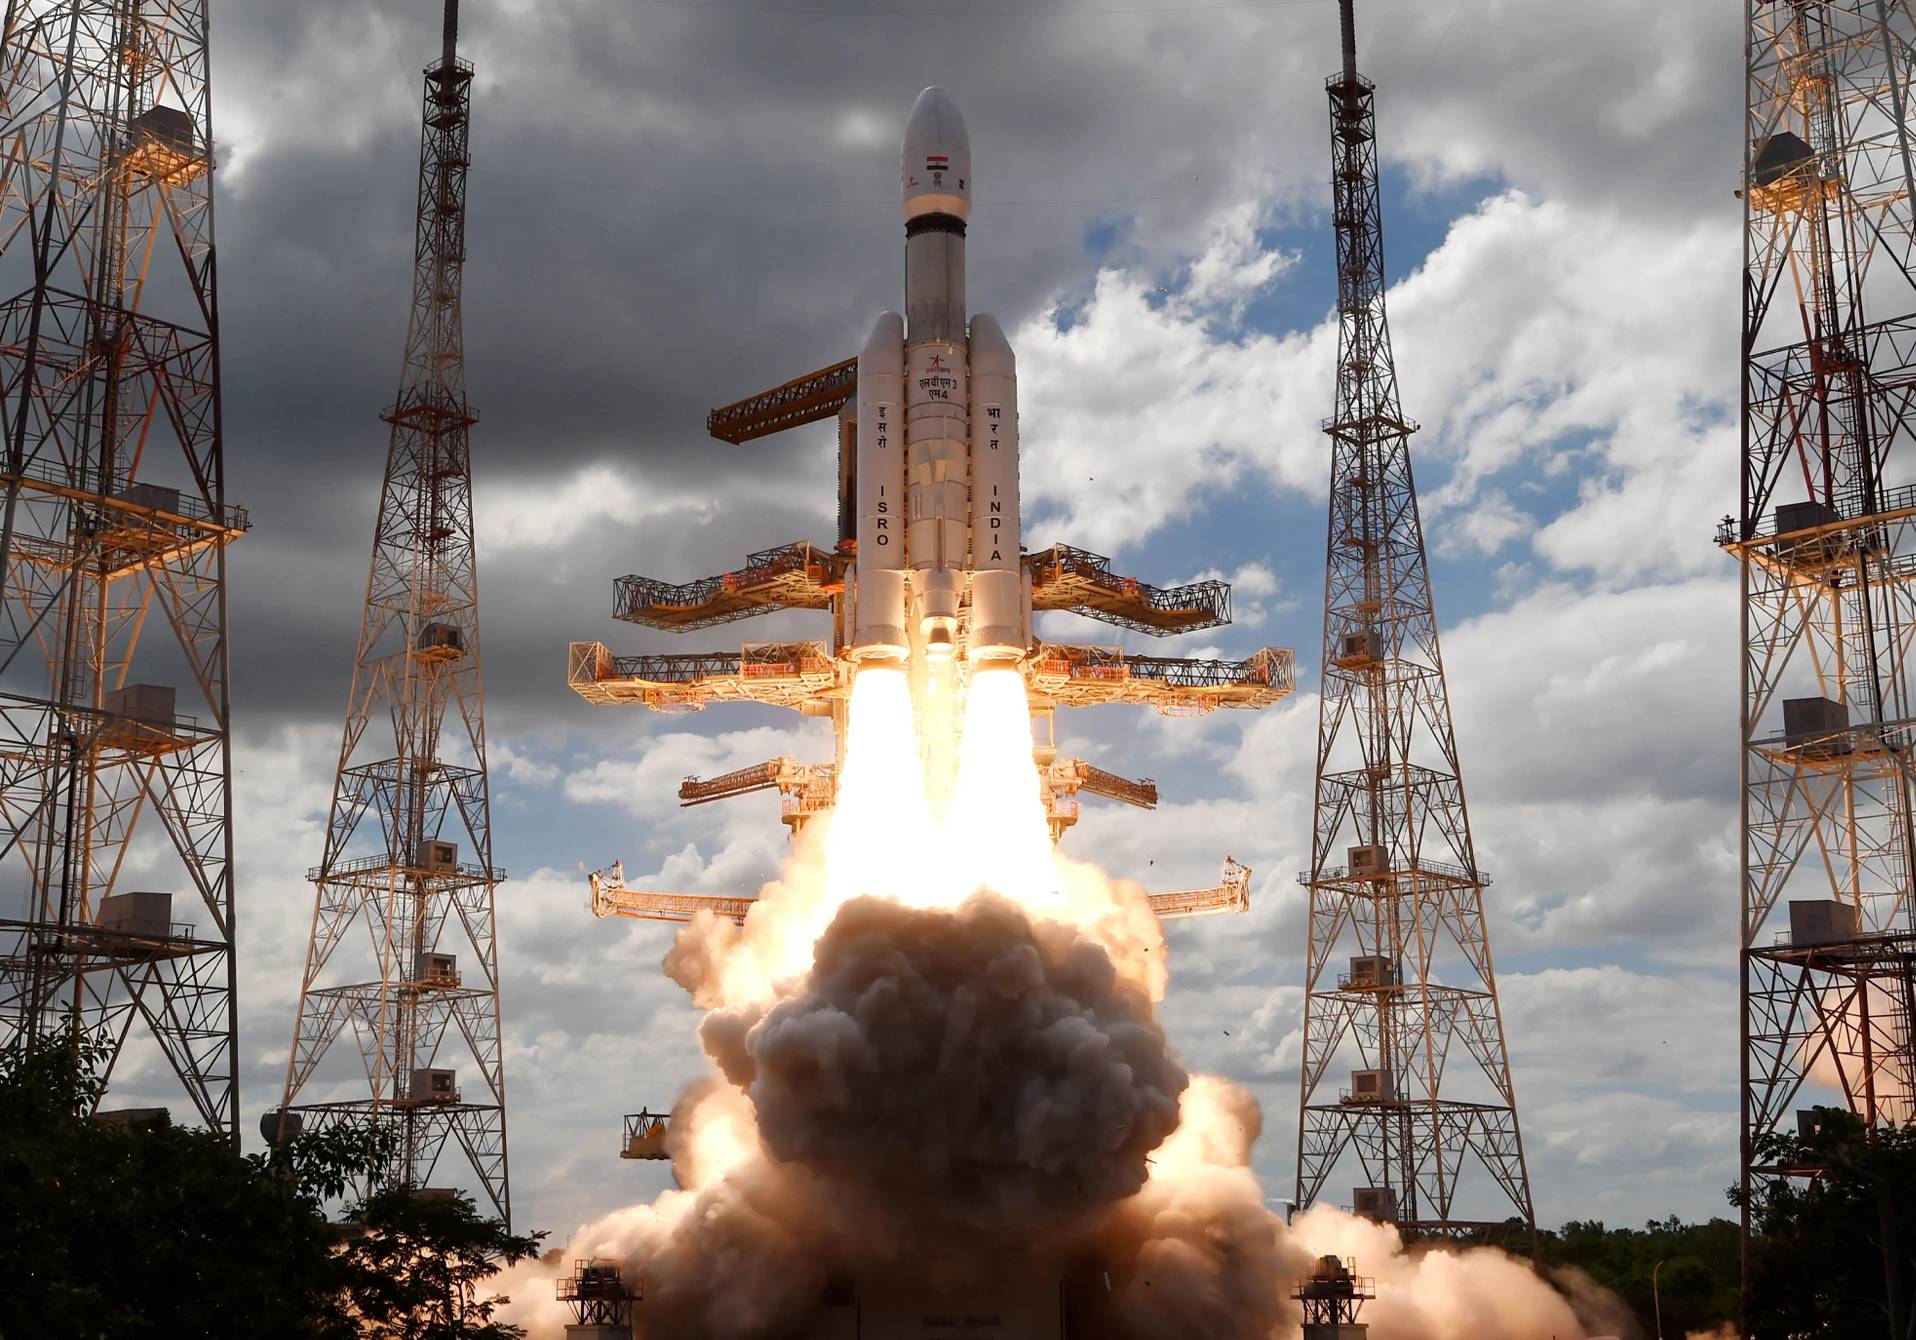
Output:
[208,0,1738,726]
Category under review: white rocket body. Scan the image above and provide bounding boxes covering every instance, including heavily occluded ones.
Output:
[848,86,1029,666]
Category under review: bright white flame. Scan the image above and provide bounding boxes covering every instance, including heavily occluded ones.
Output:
[823,665,935,908]
[944,667,1058,906]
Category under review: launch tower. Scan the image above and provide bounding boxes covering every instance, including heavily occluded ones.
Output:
[0,0,244,1133]
[1292,0,1535,1238]
[272,0,511,1223]
[1729,0,1916,1303]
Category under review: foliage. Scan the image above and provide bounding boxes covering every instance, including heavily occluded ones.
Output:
[1538,1215,1740,1336]
[339,1186,544,1340]
[0,1031,541,1340]
[1732,1107,1916,1340]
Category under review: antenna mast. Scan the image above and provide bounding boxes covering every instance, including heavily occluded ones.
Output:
[275,0,511,1222]
[1293,0,1536,1241]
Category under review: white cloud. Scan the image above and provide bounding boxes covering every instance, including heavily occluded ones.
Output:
[1013,186,1737,591]
[1180,560,1286,628]
[492,738,561,786]
[476,464,719,555]
[1437,487,1534,558]
[563,722,827,822]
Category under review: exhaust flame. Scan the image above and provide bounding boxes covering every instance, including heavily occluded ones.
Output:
[823,666,935,909]
[945,667,1058,906]
[500,662,1621,1339]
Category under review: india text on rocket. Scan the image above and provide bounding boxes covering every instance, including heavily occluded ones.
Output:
[852,87,1023,665]
[567,88,1297,907]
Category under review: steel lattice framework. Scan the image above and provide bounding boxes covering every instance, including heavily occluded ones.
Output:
[1728,0,1916,1303]
[0,0,244,1136]
[1293,0,1533,1240]
[274,2,512,1223]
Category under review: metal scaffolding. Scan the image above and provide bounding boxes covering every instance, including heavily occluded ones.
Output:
[273,1,512,1224]
[0,0,244,1136]
[570,637,1294,717]
[1025,543,1231,635]
[584,856,1253,925]
[706,357,857,444]
[559,1259,637,1332]
[615,541,845,632]
[1291,1255,1374,1337]
[614,539,1230,639]
[1293,0,1533,1242]
[1729,0,1916,1309]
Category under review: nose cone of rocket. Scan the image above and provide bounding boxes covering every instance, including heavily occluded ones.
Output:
[967,311,1013,370]
[901,86,971,224]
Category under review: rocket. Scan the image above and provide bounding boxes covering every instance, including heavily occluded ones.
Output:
[851,87,1029,668]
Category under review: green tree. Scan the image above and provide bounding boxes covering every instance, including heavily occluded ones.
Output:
[1734,1107,1916,1340]
[338,1186,545,1339]
[0,1032,542,1340]
[1539,1215,1739,1335]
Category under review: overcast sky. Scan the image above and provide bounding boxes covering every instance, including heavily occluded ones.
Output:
[88,0,1759,1238]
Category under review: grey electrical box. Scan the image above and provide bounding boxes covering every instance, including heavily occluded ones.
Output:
[93,1107,170,1130]
[414,951,459,986]
[1337,631,1381,663]
[418,839,458,872]
[116,482,181,516]
[1348,955,1398,988]
[1796,1109,1836,1142]
[1775,499,1840,537]
[130,106,196,156]
[417,622,465,655]
[104,683,176,726]
[1353,1186,1399,1221]
[1783,697,1849,748]
[1789,899,1861,947]
[1347,845,1387,878]
[1350,1068,1394,1102]
[260,1108,304,1145]
[410,1068,457,1104]
[97,890,172,937]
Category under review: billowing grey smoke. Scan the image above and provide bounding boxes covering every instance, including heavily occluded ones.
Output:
[502,884,1608,1340]
[698,892,1187,1245]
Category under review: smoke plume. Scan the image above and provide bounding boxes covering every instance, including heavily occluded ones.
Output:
[497,667,1621,1338]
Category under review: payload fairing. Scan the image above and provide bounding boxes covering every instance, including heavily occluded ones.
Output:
[853,88,1026,666]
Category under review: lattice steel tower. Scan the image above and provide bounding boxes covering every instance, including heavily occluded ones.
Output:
[1293,0,1534,1239]
[0,2,243,1134]
[1729,0,1916,1297]
[273,0,510,1223]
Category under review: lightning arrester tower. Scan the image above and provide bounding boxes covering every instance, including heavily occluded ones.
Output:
[1729,0,1916,1307]
[272,0,511,1223]
[0,1,245,1133]
[1293,0,1535,1240]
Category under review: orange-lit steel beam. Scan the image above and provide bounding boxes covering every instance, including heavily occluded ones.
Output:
[583,858,1250,925]
[1068,762,1159,809]
[707,358,858,444]
[1026,543,1232,636]
[678,760,789,807]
